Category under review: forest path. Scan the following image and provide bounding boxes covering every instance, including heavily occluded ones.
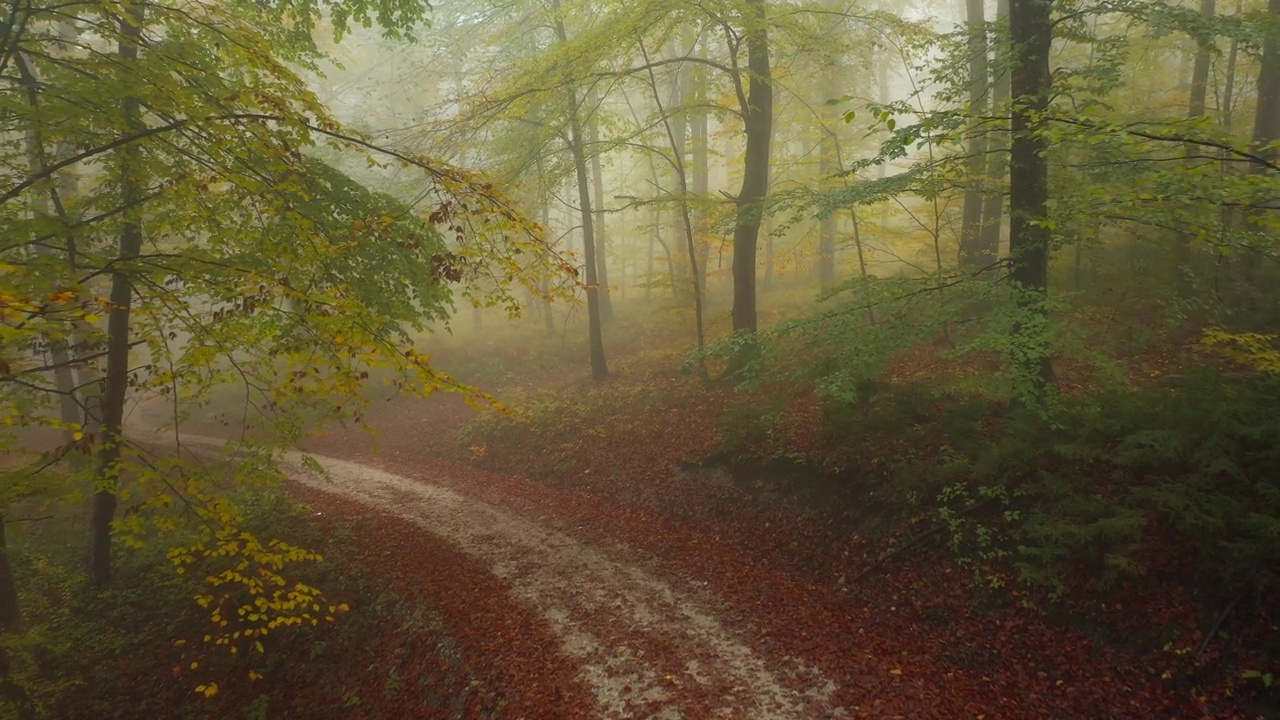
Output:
[175,434,845,720]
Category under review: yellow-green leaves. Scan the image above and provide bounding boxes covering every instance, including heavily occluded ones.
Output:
[1199,329,1280,374]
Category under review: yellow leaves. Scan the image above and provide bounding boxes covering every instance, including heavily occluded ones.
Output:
[194,683,219,698]
[1198,328,1280,374]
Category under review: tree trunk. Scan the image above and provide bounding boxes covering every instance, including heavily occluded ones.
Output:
[541,202,556,335]
[816,5,841,290]
[850,208,877,325]
[1241,0,1280,319]
[730,0,773,340]
[1007,0,1055,395]
[646,208,656,300]
[0,517,20,634]
[691,40,710,299]
[567,107,607,378]
[90,6,146,586]
[960,0,995,268]
[587,96,614,322]
[763,217,774,291]
[14,54,80,441]
[640,37,706,356]
[980,0,1010,259]
[1177,0,1215,296]
[1219,0,1242,256]
[1222,1,1241,132]
[1253,0,1280,159]
[554,28,606,379]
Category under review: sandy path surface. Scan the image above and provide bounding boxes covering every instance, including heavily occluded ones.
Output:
[175,435,845,720]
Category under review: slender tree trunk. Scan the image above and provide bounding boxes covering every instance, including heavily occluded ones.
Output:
[566,102,608,379]
[54,20,101,439]
[730,0,773,341]
[817,5,841,289]
[91,4,146,586]
[763,217,775,291]
[541,203,556,334]
[1176,0,1215,296]
[646,208,656,300]
[15,54,80,441]
[550,5,606,378]
[850,208,877,325]
[0,517,20,634]
[640,39,706,356]
[876,52,891,180]
[980,0,1010,258]
[1222,2,1241,132]
[960,0,995,268]
[691,40,711,299]
[587,95,614,322]
[1007,0,1056,394]
[1219,0,1242,256]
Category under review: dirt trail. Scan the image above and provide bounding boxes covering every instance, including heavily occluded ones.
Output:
[176,435,845,720]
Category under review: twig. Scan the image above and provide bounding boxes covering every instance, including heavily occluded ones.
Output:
[1194,579,1253,660]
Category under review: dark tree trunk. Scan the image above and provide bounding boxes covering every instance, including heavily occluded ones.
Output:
[588,98,614,322]
[980,0,1010,259]
[1253,0,1280,160]
[567,96,608,380]
[90,5,146,586]
[1007,0,1055,393]
[960,0,996,268]
[730,0,773,338]
[553,9,607,380]
[0,517,20,634]
[1178,0,1216,296]
[1188,0,1215,126]
[1241,0,1280,318]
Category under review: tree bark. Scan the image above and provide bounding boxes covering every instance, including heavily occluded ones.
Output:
[816,3,841,290]
[540,201,556,335]
[14,53,80,441]
[553,24,607,378]
[980,0,1010,259]
[960,0,995,268]
[0,516,20,634]
[691,40,711,298]
[1253,0,1280,161]
[1007,0,1056,394]
[639,38,706,356]
[587,94,614,322]
[730,0,773,341]
[90,5,146,585]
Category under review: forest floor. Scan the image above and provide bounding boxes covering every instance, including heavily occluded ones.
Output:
[40,298,1270,720]
[228,310,1260,720]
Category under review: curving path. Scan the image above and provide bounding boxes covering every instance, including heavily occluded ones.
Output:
[175,435,846,720]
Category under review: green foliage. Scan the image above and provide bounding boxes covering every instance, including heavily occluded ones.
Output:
[925,372,1280,599]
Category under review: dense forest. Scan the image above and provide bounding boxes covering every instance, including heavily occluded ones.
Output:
[1,0,1279,717]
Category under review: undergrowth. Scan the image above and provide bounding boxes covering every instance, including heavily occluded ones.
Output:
[0,484,480,720]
